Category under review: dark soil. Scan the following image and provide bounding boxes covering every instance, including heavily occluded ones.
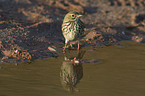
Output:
[0,0,145,63]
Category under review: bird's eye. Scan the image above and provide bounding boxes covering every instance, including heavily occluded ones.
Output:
[71,15,75,18]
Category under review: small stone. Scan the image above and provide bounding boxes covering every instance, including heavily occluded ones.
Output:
[132,36,143,43]
[122,31,125,35]
[48,47,56,52]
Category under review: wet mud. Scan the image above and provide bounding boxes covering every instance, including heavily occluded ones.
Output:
[0,0,145,63]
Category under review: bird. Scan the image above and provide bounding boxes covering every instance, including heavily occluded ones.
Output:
[62,11,84,51]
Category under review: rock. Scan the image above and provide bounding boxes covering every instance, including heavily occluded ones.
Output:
[84,31,101,41]
[48,47,57,52]
[132,36,143,43]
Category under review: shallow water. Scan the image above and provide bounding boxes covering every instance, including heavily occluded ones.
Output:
[0,41,145,96]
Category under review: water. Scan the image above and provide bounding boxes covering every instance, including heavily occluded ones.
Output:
[0,41,145,96]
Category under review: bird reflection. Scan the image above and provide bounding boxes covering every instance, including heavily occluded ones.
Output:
[60,50,85,92]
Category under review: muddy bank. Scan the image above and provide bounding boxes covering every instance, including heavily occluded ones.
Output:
[0,0,145,63]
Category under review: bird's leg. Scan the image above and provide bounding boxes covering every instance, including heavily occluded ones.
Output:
[77,41,80,50]
[63,43,67,52]
[63,39,68,52]
[65,43,67,48]
[70,43,73,48]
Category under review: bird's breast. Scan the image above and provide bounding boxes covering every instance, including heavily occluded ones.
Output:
[62,20,83,43]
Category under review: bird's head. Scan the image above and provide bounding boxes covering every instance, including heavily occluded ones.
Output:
[63,11,82,22]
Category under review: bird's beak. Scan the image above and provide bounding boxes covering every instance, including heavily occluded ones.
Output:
[77,15,82,17]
